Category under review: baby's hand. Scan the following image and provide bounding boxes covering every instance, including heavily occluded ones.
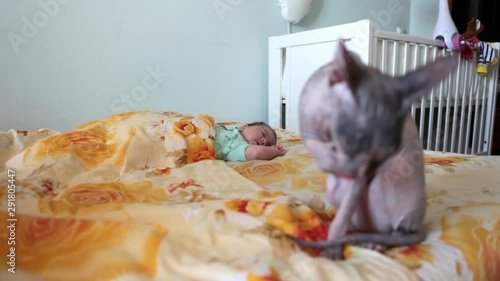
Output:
[272,145,288,155]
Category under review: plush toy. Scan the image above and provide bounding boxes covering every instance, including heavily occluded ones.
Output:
[460,18,498,75]
[462,17,484,40]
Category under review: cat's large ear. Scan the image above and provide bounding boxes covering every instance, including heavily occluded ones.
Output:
[398,55,458,110]
[329,40,363,89]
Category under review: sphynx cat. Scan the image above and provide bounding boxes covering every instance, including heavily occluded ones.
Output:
[286,41,458,259]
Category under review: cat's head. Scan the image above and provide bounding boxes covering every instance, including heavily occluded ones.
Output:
[314,41,458,179]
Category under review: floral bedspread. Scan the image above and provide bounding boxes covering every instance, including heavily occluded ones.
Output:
[0,112,499,281]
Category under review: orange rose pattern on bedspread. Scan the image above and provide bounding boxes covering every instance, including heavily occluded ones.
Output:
[0,115,499,281]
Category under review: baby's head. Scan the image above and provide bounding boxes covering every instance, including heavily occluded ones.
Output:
[239,122,277,146]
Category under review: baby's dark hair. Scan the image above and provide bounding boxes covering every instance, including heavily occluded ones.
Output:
[247,122,278,145]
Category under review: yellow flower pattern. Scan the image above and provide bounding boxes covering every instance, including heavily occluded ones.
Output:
[0,115,499,281]
[0,212,167,281]
[38,181,169,215]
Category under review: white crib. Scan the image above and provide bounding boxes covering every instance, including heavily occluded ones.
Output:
[268,19,500,155]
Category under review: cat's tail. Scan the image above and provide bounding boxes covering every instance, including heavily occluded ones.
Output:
[285,231,426,248]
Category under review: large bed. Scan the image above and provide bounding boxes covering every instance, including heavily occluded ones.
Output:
[1,111,499,281]
[1,20,500,281]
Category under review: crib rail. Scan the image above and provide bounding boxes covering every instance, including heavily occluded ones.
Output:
[268,20,499,155]
[372,31,499,155]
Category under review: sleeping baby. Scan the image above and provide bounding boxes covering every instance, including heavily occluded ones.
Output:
[215,122,287,161]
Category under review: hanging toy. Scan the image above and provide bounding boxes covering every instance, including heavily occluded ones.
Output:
[469,40,498,75]
[461,18,498,75]
[432,0,463,51]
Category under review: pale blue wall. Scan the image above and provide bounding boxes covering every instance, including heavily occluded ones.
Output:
[0,0,286,132]
[291,0,411,34]
[1,0,432,132]
[409,0,439,38]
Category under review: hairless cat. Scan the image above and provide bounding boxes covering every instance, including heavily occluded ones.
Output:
[286,41,458,259]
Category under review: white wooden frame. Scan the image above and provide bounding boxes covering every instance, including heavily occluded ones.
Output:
[268,19,500,155]
[268,20,374,133]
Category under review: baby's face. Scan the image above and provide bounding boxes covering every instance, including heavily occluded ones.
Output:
[241,125,276,146]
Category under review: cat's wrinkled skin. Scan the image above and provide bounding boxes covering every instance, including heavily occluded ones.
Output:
[286,41,458,260]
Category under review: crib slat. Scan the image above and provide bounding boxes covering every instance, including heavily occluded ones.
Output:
[471,72,482,154]
[450,58,463,153]
[392,41,398,76]
[420,46,428,148]
[381,40,388,73]
[466,63,476,153]
[465,69,478,154]
[402,42,409,75]
[371,37,497,155]
[458,59,469,153]
[416,46,426,140]
[478,75,487,153]
[435,48,448,152]
[443,57,454,152]
[427,47,438,150]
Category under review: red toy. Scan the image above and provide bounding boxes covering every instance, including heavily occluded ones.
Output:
[455,18,498,75]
